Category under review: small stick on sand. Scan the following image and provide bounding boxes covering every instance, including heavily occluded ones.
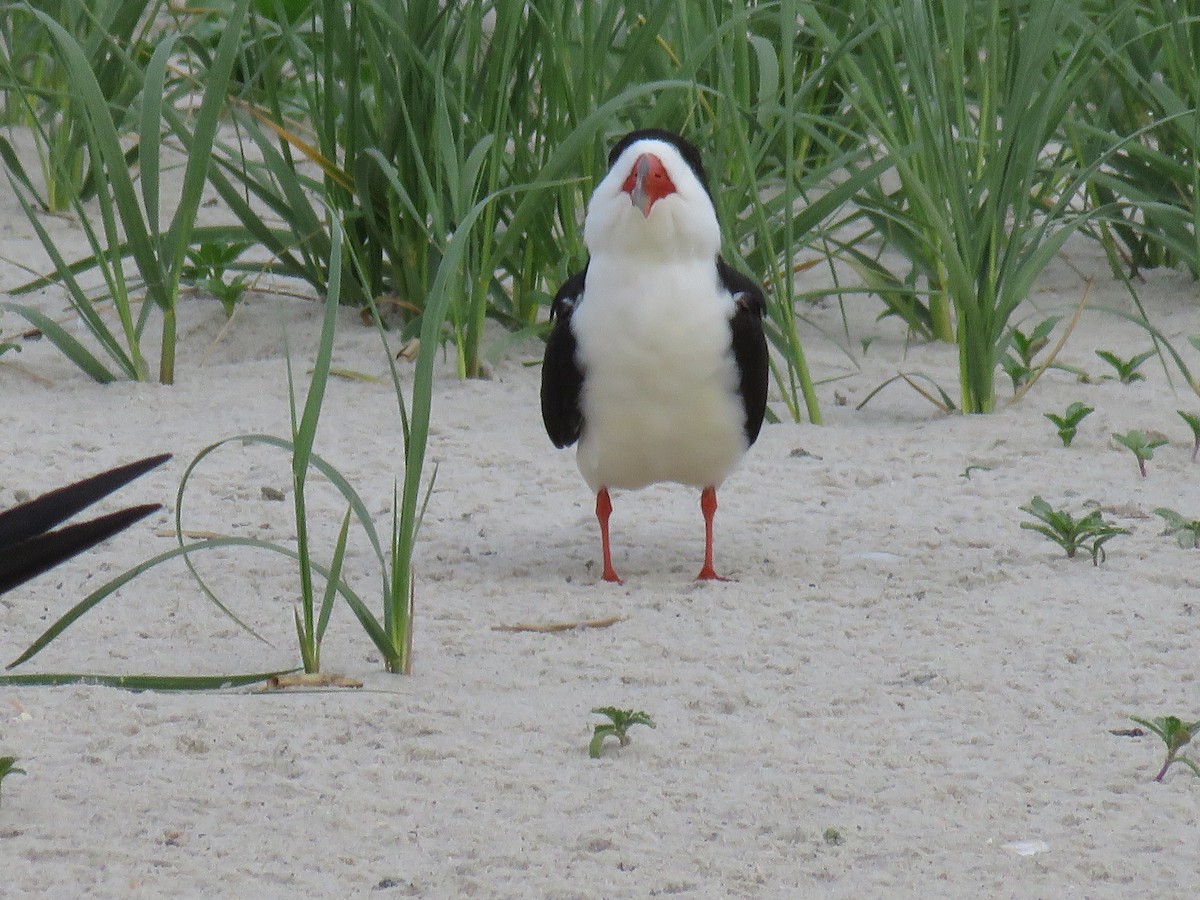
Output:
[492,615,623,634]
[261,673,364,690]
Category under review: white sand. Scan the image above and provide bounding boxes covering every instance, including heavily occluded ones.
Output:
[3,181,1200,896]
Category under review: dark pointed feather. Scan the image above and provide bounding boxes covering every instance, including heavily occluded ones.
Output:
[541,267,588,448]
[0,504,161,595]
[0,453,171,549]
[0,453,170,595]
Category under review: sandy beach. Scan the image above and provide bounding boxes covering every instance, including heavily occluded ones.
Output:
[2,175,1200,897]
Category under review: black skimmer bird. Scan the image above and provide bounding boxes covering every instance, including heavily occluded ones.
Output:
[0,454,170,595]
[541,129,768,582]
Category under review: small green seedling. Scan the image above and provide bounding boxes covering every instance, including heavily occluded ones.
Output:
[1130,716,1200,782]
[1178,411,1200,462]
[1112,430,1168,477]
[1153,508,1200,549]
[183,242,253,316]
[0,756,25,806]
[589,707,655,759]
[1095,349,1154,383]
[1019,496,1129,565]
[1000,317,1059,390]
[1043,402,1094,447]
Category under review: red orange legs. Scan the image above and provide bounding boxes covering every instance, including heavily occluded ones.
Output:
[596,488,622,583]
[696,486,730,581]
[596,487,729,583]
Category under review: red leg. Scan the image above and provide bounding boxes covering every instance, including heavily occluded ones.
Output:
[696,486,730,581]
[596,488,622,583]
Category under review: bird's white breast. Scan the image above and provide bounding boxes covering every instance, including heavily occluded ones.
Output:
[571,255,748,492]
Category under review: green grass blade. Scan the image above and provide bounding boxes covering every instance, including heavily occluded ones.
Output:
[138,33,177,251]
[0,134,44,206]
[0,301,117,382]
[25,9,161,307]
[6,531,387,672]
[293,605,315,673]
[382,181,530,664]
[4,170,138,377]
[315,506,353,645]
[177,433,389,566]
[293,215,342,473]
[163,0,252,276]
[0,670,295,690]
[162,0,252,382]
[6,536,267,670]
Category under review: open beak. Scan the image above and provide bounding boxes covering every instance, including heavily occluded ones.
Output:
[621,153,676,218]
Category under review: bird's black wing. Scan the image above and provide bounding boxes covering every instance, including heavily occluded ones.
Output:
[717,258,769,445]
[541,266,588,449]
[0,504,161,595]
[0,453,170,548]
[0,453,171,595]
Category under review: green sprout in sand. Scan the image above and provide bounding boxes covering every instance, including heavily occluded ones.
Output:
[1153,508,1200,549]
[589,707,655,759]
[1044,401,1093,447]
[1112,430,1168,477]
[1095,349,1154,383]
[1019,496,1128,565]
[1000,317,1058,391]
[182,241,252,316]
[1130,716,1200,782]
